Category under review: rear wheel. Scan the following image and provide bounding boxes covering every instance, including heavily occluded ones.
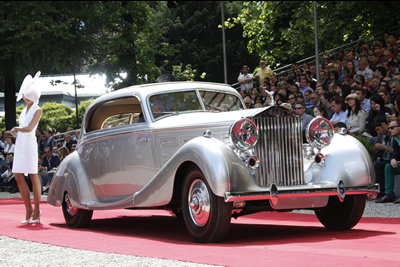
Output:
[181,168,232,243]
[62,192,93,228]
[315,195,366,230]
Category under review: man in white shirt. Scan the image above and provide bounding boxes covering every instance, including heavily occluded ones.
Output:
[356,58,373,83]
[237,65,254,91]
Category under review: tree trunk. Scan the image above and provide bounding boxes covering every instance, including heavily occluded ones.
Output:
[4,57,17,130]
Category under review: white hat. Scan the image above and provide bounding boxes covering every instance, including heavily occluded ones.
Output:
[17,71,41,104]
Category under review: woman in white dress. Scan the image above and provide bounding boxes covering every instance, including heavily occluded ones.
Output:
[11,71,43,224]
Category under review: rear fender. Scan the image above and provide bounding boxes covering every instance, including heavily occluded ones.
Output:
[47,152,96,209]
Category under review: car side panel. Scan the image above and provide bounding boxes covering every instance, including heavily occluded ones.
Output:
[132,135,244,207]
[95,125,158,198]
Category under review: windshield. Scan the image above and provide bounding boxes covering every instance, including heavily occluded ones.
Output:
[199,90,244,111]
[149,90,202,120]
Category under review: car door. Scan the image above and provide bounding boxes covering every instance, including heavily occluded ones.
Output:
[96,124,157,198]
[85,96,158,199]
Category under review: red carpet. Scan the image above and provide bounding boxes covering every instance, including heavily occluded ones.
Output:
[1,198,400,266]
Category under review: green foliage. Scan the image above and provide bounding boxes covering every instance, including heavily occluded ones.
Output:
[77,98,95,124]
[0,105,25,132]
[353,135,377,162]
[154,1,259,84]
[39,102,75,132]
[172,64,202,81]
[87,1,158,89]
[0,99,95,133]
[228,1,400,68]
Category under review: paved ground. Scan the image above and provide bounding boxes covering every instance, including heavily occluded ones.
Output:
[0,191,399,266]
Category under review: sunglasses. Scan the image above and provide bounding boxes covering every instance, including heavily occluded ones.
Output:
[295,107,303,110]
[289,97,295,100]
[389,125,399,130]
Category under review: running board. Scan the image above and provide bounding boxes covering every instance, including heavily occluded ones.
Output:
[80,195,135,210]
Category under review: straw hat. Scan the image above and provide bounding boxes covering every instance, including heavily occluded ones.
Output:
[17,71,41,104]
[345,93,360,100]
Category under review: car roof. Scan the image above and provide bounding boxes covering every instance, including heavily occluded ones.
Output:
[90,81,239,107]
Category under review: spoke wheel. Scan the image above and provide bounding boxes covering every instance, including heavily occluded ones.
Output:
[181,168,232,243]
[62,192,93,228]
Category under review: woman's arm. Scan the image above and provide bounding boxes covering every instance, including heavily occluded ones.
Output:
[13,109,42,133]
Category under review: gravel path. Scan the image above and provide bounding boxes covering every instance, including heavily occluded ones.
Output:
[1,191,399,266]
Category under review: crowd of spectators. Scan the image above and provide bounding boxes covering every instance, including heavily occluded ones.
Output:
[0,126,79,194]
[238,32,400,203]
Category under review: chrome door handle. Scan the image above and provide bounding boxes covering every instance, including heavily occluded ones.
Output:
[138,137,148,142]
[160,141,172,145]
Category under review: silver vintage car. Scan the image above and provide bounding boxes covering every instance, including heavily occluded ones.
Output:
[48,81,379,243]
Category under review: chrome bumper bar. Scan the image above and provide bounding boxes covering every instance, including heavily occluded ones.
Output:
[224,182,380,204]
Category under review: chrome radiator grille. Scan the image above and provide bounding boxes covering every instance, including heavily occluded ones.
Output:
[253,116,305,187]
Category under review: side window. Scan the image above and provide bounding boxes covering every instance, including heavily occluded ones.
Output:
[149,91,202,120]
[101,113,133,129]
[87,97,144,132]
[199,90,244,111]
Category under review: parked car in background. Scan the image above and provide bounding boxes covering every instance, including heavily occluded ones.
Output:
[48,81,379,243]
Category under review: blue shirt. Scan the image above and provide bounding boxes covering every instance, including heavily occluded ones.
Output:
[330,110,349,124]
[305,100,314,109]
[300,86,314,96]
[361,98,371,115]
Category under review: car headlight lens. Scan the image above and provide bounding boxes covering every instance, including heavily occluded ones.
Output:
[229,118,258,150]
[305,117,334,150]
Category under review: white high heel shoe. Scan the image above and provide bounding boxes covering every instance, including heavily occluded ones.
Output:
[29,211,42,224]
[21,212,34,224]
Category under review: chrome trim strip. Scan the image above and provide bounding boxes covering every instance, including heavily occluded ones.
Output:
[224,184,380,202]
[81,195,135,210]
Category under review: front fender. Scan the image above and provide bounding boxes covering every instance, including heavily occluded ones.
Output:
[133,135,252,207]
[308,134,375,187]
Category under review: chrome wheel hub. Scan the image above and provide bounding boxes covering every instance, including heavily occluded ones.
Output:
[64,193,77,216]
[188,179,210,227]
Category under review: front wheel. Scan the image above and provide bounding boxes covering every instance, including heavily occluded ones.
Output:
[62,192,93,228]
[315,195,366,230]
[181,168,232,243]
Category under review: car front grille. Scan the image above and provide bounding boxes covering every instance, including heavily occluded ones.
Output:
[253,116,305,187]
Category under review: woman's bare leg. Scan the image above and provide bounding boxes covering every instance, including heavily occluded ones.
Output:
[29,173,42,220]
[15,173,33,220]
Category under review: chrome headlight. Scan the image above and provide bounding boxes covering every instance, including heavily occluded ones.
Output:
[305,117,334,150]
[229,118,258,150]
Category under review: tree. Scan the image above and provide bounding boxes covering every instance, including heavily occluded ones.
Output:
[227,1,400,69]
[153,1,259,84]
[77,98,95,126]
[39,102,75,133]
[88,1,158,89]
[0,1,103,130]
